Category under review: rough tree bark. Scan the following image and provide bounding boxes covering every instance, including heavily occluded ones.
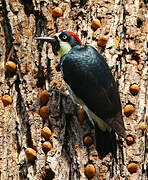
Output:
[0,0,147,179]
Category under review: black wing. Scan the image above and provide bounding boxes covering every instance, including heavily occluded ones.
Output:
[61,45,126,137]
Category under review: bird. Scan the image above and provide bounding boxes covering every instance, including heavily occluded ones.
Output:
[36,31,126,156]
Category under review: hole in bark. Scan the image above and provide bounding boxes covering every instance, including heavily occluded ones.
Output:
[15,121,22,153]
[54,22,59,33]
[70,1,76,8]
[45,55,51,83]
[42,166,55,180]
[36,64,45,88]
[5,68,16,78]
[35,11,48,36]
[26,122,34,148]
[131,53,139,64]
[106,12,112,15]
[123,25,127,33]
[92,36,96,41]
[72,11,84,20]
[54,62,60,72]
[19,162,28,179]
[142,164,145,174]
[124,11,129,15]
[137,18,143,28]
[128,161,138,164]
[19,0,34,16]
[80,0,87,7]
[104,32,109,35]
[70,0,85,8]
[81,30,88,37]
[40,1,45,7]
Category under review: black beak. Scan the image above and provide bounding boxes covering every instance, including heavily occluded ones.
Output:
[36,36,60,55]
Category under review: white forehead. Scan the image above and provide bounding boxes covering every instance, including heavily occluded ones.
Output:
[54,32,61,38]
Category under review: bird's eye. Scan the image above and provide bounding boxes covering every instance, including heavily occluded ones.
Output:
[62,35,68,40]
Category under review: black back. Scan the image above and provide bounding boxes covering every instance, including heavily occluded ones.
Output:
[60,45,125,135]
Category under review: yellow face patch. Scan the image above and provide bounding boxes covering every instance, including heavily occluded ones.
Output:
[55,33,72,57]
[58,41,71,57]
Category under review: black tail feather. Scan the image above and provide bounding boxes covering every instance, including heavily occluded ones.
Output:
[94,121,117,158]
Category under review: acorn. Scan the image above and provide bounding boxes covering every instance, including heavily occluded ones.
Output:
[130,60,138,66]
[41,127,52,140]
[42,141,52,153]
[84,136,93,147]
[1,95,13,106]
[85,164,96,179]
[25,148,37,161]
[124,104,135,117]
[39,106,50,119]
[97,36,108,46]
[52,7,63,18]
[127,162,138,174]
[91,19,101,30]
[40,90,49,105]
[5,61,17,72]
[125,136,134,145]
[77,107,85,124]
[129,84,140,96]
[138,122,147,130]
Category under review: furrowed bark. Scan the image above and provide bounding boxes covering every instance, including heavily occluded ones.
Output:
[0,0,147,179]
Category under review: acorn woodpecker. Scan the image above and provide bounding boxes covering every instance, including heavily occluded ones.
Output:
[36,31,126,154]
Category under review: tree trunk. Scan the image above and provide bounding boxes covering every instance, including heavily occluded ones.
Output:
[0,0,147,179]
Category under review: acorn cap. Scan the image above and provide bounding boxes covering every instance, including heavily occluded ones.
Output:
[2,95,13,106]
[41,127,52,140]
[40,90,49,105]
[124,104,135,117]
[91,19,101,30]
[85,164,96,179]
[25,148,37,161]
[42,141,52,153]
[52,7,63,18]
[127,162,138,174]
[39,106,50,119]
[5,61,17,72]
[97,36,108,46]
